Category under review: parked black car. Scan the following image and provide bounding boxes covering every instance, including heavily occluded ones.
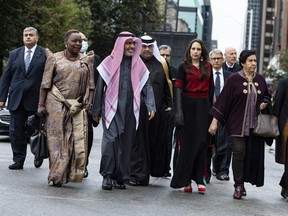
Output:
[0,108,10,136]
[0,108,36,138]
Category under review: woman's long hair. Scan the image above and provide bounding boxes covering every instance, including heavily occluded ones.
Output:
[184,39,209,80]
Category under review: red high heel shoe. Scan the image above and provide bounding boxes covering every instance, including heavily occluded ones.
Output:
[198,185,206,194]
[184,184,192,193]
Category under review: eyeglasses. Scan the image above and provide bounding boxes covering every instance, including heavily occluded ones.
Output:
[210,57,223,61]
[161,54,170,57]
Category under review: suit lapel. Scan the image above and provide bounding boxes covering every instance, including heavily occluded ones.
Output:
[19,47,26,74]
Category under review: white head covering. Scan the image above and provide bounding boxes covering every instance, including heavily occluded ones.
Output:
[97,31,149,129]
[141,34,162,63]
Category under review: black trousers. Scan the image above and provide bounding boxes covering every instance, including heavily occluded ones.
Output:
[279,144,288,189]
[9,102,34,164]
[165,111,174,174]
[213,124,232,176]
[230,137,247,187]
[86,117,93,167]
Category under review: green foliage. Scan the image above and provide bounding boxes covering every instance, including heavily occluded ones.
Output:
[0,0,163,76]
[88,0,163,57]
[279,50,288,76]
[263,50,288,91]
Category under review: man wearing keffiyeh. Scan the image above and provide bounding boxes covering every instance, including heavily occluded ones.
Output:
[129,34,173,186]
[91,31,156,190]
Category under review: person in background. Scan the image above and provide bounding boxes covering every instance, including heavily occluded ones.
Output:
[170,39,213,194]
[206,49,231,183]
[159,45,177,85]
[37,29,95,187]
[129,35,172,186]
[209,50,271,199]
[273,78,288,200]
[159,44,176,177]
[91,32,155,190]
[222,47,242,73]
[79,32,101,178]
[0,27,46,170]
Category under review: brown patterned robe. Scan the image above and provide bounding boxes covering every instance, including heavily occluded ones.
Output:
[41,49,94,185]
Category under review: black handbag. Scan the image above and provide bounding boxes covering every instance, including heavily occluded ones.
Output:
[253,111,280,138]
[30,117,49,159]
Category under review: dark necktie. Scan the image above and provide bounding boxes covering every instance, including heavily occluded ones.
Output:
[228,67,233,72]
[25,50,32,72]
[215,71,221,98]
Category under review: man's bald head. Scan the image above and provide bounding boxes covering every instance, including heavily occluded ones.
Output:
[224,47,237,66]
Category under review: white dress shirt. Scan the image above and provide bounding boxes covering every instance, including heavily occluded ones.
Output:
[213,68,225,93]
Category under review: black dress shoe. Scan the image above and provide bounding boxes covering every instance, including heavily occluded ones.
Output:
[52,182,62,187]
[128,179,148,186]
[128,179,141,186]
[8,162,23,170]
[34,158,44,168]
[163,172,171,177]
[233,186,243,199]
[102,176,112,190]
[281,187,288,199]
[113,180,126,189]
[216,174,230,181]
[84,168,88,178]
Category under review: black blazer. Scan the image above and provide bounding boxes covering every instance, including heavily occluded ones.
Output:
[0,45,46,111]
[222,62,242,73]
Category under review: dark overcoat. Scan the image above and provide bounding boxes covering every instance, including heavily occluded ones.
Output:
[273,78,288,164]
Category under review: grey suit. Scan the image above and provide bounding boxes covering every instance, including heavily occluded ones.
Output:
[0,45,46,164]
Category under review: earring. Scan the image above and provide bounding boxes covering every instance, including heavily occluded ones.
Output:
[200,56,203,61]
[65,44,67,48]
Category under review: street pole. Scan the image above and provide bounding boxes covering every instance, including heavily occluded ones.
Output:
[248,9,253,49]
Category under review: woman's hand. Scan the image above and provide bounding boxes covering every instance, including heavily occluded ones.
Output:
[208,118,218,136]
[259,102,268,111]
[84,102,92,112]
[37,104,47,117]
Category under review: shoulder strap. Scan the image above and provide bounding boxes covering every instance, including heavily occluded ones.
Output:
[160,57,173,98]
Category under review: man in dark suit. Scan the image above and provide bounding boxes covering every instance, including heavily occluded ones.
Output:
[0,27,46,170]
[206,49,232,183]
[222,47,242,73]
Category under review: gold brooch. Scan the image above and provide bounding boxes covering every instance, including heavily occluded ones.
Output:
[243,89,248,94]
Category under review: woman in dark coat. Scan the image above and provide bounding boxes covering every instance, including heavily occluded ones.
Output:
[208,50,271,200]
[273,78,288,200]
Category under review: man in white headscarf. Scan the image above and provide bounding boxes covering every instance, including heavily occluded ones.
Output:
[91,32,156,190]
[129,34,172,186]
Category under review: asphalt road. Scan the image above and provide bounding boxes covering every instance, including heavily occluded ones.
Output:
[0,124,288,216]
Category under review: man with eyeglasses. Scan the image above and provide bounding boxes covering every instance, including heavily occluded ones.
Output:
[159,44,177,177]
[206,49,232,183]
